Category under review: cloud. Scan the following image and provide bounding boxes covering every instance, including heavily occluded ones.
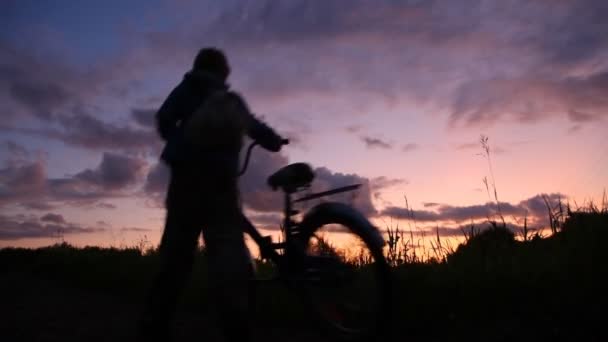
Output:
[3,0,608,137]
[1,151,147,209]
[58,114,159,151]
[131,108,156,128]
[370,176,407,190]
[142,162,170,207]
[40,213,65,224]
[120,227,152,232]
[3,140,29,159]
[382,193,566,228]
[8,80,71,120]
[311,167,377,217]
[361,136,392,149]
[144,146,381,217]
[402,143,419,152]
[239,148,290,212]
[3,0,606,150]
[0,213,104,240]
[48,153,147,203]
[414,221,532,238]
[96,202,117,210]
[203,0,608,127]
[20,201,56,211]
[141,148,288,211]
[0,159,47,206]
[0,38,111,123]
[449,72,608,127]
[0,34,160,155]
[73,152,147,191]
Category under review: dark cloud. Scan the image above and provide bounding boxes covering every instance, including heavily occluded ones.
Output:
[20,201,56,211]
[48,153,147,202]
[207,0,477,47]
[0,159,47,205]
[523,0,608,65]
[345,125,362,133]
[3,140,29,159]
[1,151,147,209]
[131,108,156,128]
[120,227,152,232]
[370,176,407,190]
[54,114,159,152]
[311,167,377,217]
[361,137,392,149]
[3,0,607,136]
[203,0,608,127]
[517,193,565,226]
[0,114,160,153]
[449,72,608,127]
[96,202,117,210]
[382,193,566,227]
[0,214,104,240]
[9,81,71,120]
[402,143,419,152]
[0,36,160,155]
[143,146,381,217]
[568,110,598,123]
[40,213,65,224]
[74,153,147,191]
[141,149,288,211]
[239,148,289,212]
[0,38,112,124]
[142,162,170,206]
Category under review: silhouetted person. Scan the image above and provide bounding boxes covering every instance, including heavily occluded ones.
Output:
[139,48,284,342]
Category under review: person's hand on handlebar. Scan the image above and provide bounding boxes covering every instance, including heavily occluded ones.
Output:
[267,137,289,152]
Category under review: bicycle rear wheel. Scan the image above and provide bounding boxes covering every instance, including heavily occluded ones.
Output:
[292,203,391,341]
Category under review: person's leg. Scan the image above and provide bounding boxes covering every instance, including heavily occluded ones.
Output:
[202,187,254,342]
[139,172,202,341]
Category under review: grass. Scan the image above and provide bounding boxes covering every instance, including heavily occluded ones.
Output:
[1,206,606,340]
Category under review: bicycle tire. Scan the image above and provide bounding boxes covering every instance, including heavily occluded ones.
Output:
[292,202,392,341]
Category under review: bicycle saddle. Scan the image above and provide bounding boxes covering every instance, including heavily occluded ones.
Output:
[267,163,315,193]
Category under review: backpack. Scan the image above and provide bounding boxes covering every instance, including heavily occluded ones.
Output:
[183,91,248,151]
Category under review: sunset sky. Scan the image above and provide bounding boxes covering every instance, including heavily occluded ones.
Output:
[1,0,607,248]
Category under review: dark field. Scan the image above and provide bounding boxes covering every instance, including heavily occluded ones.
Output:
[1,209,607,342]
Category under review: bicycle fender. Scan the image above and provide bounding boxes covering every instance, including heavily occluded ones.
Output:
[299,202,385,249]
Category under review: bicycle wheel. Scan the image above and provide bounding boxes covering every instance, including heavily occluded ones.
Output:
[292,203,391,341]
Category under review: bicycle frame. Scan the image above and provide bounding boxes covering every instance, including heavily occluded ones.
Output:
[239,141,362,272]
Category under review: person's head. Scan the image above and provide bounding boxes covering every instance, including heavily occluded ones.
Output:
[193,47,231,81]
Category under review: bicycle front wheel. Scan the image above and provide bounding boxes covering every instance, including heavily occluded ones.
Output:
[293,202,391,341]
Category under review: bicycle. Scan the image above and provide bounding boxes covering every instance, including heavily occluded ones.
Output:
[239,139,392,341]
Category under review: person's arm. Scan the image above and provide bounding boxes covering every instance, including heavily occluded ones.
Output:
[156,84,185,141]
[228,92,284,151]
[244,113,284,152]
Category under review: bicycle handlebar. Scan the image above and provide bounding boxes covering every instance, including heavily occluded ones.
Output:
[238,139,289,177]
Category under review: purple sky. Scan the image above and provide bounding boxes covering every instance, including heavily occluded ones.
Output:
[1,0,607,247]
